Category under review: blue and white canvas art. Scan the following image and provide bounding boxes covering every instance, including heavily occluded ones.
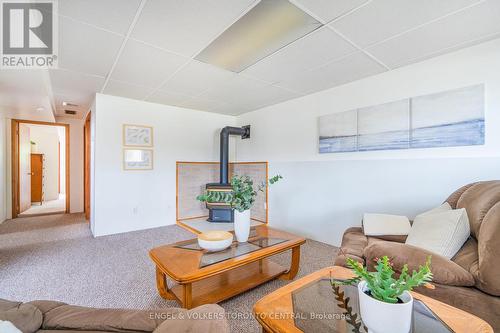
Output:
[319,110,357,153]
[358,100,410,151]
[411,85,485,148]
[318,84,484,154]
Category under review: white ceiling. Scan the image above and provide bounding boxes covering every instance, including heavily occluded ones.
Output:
[1,0,500,119]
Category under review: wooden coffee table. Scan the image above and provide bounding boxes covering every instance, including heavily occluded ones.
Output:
[254,266,493,333]
[149,225,305,309]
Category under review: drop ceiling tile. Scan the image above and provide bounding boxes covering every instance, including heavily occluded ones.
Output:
[131,0,257,57]
[212,102,251,115]
[160,60,235,96]
[178,96,228,112]
[59,0,142,35]
[278,52,386,94]
[49,69,104,98]
[367,0,500,68]
[292,0,369,23]
[111,39,188,88]
[145,90,191,107]
[200,75,299,107]
[103,80,153,101]
[243,26,356,83]
[58,16,124,76]
[332,0,482,48]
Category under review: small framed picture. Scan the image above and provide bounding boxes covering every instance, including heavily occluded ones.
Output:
[123,149,153,170]
[123,124,153,147]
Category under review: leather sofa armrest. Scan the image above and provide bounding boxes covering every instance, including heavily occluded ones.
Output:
[153,304,229,333]
[363,241,475,287]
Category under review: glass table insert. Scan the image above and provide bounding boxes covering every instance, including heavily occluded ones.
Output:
[291,278,454,333]
[174,236,288,268]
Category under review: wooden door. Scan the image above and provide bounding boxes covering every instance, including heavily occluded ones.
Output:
[19,124,31,212]
[31,154,43,203]
[84,112,91,220]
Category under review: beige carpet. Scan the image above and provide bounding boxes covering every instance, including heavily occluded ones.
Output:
[0,214,338,333]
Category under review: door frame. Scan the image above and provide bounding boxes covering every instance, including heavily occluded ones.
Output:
[83,111,91,220]
[11,119,70,218]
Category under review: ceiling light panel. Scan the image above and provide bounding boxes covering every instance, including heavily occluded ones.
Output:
[195,0,322,73]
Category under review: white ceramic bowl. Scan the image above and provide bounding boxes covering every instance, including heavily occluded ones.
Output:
[197,231,233,252]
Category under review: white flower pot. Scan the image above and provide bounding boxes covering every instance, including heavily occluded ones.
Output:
[358,280,413,333]
[31,143,37,153]
[233,209,251,242]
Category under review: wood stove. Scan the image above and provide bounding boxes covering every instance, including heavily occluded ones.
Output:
[205,125,250,222]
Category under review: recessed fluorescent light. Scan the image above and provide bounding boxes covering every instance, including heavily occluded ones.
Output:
[62,101,78,107]
[195,0,322,73]
[36,107,45,112]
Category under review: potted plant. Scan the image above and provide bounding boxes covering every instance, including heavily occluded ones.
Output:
[197,174,282,242]
[335,256,433,333]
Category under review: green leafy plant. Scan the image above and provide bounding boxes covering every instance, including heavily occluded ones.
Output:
[333,256,433,304]
[30,141,36,145]
[196,174,282,212]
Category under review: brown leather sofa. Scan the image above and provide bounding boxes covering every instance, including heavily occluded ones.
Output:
[0,298,229,333]
[334,181,500,331]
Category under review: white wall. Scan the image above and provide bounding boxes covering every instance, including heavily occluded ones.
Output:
[55,117,84,213]
[28,125,60,201]
[236,39,500,246]
[92,94,236,236]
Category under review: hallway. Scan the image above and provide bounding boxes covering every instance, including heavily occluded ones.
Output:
[19,194,66,216]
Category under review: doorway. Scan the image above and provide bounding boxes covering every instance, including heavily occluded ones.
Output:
[84,111,91,220]
[11,120,70,218]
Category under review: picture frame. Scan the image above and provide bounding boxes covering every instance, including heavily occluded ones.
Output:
[123,124,153,147]
[123,149,153,170]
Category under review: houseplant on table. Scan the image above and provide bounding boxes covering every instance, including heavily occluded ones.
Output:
[333,256,433,333]
[197,174,282,242]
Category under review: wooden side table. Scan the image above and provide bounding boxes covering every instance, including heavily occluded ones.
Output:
[253,266,493,333]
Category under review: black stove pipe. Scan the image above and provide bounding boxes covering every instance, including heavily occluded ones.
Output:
[220,125,250,184]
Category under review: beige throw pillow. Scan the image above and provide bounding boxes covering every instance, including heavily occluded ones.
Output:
[363,213,411,236]
[406,207,470,259]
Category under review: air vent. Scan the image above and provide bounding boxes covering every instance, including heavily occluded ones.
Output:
[64,110,77,115]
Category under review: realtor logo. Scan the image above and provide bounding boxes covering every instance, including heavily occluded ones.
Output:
[1,0,58,68]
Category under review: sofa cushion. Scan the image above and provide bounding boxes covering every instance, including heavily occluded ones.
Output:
[364,241,475,286]
[452,237,479,273]
[334,227,367,267]
[415,283,500,332]
[153,304,229,333]
[445,182,478,209]
[456,181,500,239]
[474,201,500,295]
[42,304,166,332]
[406,208,470,259]
[0,299,43,333]
[27,300,67,315]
